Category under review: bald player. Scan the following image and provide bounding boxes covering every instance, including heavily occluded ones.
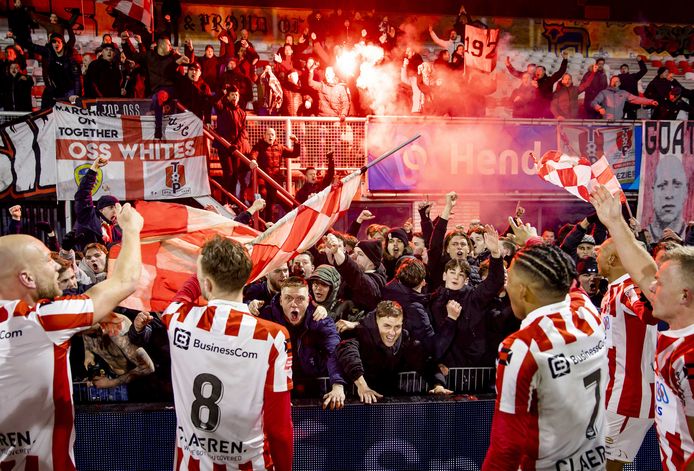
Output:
[0,203,143,470]
[590,185,694,470]
[596,239,657,469]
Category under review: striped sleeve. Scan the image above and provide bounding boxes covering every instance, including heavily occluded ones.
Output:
[497,336,538,415]
[36,296,95,345]
[621,284,641,317]
[160,301,185,329]
[266,326,293,393]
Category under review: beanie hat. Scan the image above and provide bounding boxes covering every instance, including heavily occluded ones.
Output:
[187,62,201,70]
[580,234,596,246]
[576,257,598,275]
[97,195,119,210]
[387,227,409,246]
[101,42,117,51]
[356,239,383,268]
[49,32,64,43]
[657,66,668,77]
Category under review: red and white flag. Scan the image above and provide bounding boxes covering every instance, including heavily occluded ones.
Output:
[103,0,153,30]
[109,173,362,311]
[535,151,625,202]
[109,201,260,312]
[247,172,362,282]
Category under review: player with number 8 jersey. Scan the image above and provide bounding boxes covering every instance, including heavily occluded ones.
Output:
[160,237,293,471]
[483,244,608,471]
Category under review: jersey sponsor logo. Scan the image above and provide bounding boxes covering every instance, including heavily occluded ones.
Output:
[178,427,246,461]
[173,327,191,350]
[569,340,605,365]
[549,353,572,379]
[192,339,258,359]
[498,347,513,366]
[655,380,670,416]
[0,329,22,340]
[0,431,32,453]
[555,446,606,470]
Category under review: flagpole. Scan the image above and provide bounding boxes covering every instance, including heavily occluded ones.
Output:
[250,135,421,246]
[358,134,421,176]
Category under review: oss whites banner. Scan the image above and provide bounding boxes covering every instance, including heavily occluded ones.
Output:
[55,103,210,201]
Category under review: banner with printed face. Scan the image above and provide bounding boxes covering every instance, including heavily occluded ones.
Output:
[54,103,210,201]
[367,118,561,194]
[637,121,694,242]
[463,25,500,73]
[0,110,56,200]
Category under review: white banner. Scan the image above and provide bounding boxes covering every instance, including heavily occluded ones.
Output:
[54,103,210,201]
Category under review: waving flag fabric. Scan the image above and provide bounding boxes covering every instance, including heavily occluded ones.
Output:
[103,0,153,30]
[248,172,362,282]
[109,201,260,312]
[109,173,362,311]
[535,151,625,202]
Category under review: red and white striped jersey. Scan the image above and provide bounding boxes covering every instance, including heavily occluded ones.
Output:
[162,299,293,471]
[601,274,657,418]
[0,296,94,471]
[654,324,694,470]
[495,293,608,470]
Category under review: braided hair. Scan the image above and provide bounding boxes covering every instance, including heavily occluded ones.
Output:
[512,243,577,297]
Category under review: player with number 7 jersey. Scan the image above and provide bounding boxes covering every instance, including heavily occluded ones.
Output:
[160,237,293,471]
[483,244,608,471]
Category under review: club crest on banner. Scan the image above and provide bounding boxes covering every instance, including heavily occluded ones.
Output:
[163,162,189,196]
[74,163,103,196]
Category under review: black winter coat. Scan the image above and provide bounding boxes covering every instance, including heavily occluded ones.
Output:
[335,256,387,313]
[336,312,444,395]
[382,280,435,352]
[430,256,505,366]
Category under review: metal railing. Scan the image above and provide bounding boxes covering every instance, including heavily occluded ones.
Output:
[317,367,496,396]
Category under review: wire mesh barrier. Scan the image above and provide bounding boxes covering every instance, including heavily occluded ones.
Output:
[0,111,31,125]
[245,116,367,171]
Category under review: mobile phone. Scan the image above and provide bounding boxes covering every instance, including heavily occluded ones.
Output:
[254,193,262,200]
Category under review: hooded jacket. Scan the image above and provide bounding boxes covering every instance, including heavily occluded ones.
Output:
[309,265,342,314]
[260,294,345,389]
[336,312,445,395]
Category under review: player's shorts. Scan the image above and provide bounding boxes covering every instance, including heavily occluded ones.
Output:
[605,410,654,463]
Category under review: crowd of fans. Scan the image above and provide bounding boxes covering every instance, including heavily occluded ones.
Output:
[7,161,694,405]
[1,3,693,119]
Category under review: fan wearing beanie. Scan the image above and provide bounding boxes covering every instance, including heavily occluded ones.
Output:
[73,156,122,251]
[323,234,387,313]
[383,227,413,279]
